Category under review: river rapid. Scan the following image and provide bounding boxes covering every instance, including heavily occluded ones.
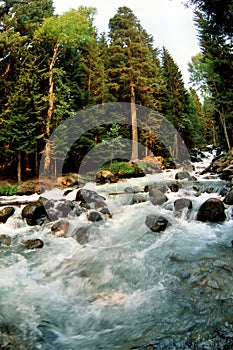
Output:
[0,151,233,350]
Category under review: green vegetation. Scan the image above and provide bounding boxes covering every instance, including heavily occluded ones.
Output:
[0,0,232,183]
[100,161,143,177]
[0,183,18,196]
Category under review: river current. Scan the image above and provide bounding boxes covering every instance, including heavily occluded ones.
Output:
[0,151,233,350]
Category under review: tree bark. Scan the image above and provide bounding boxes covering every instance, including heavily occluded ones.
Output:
[17,151,21,185]
[130,85,138,161]
[219,109,231,150]
[44,41,60,175]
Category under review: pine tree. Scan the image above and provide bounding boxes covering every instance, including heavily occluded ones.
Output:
[161,47,200,151]
[108,6,163,160]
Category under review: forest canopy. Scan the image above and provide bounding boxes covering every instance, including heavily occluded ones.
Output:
[0,0,232,183]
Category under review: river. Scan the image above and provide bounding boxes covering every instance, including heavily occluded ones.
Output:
[0,150,233,350]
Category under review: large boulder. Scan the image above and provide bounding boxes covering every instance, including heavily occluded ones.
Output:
[22,202,48,226]
[0,207,15,223]
[76,189,106,205]
[196,198,226,222]
[223,190,233,205]
[96,170,118,184]
[72,226,90,245]
[174,198,193,211]
[149,189,168,206]
[145,214,168,232]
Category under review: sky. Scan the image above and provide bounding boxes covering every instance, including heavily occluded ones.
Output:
[53,0,200,87]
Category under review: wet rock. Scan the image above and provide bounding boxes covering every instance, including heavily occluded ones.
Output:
[131,193,148,204]
[87,210,103,222]
[182,160,195,172]
[145,214,168,232]
[169,181,181,192]
[51,220,70,237]
[174,198,193,211]
[72,226,90,245]
[96,170,118,184]
[175,171,191,181]
[196,198,226,222]
[0,207,15,223]
[124,186,135,193]
[149,189,168,206]
[99,207,112,218]
[56,201,74,217]
[0,234,11,246]
[23,239,44,249]
[223,190,233,205]
[22,202,48,226]
[146,184,167,194]
[76,189,106,205]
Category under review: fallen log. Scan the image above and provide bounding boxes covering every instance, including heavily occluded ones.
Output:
[108,190,145,196]
[0,200,36,207]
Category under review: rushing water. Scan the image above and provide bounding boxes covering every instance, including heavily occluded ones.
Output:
[1,152,233,350]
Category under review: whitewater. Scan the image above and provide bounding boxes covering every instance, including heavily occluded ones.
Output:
[0,150,233,349]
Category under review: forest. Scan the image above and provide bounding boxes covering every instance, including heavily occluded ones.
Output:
[0,0,232,184]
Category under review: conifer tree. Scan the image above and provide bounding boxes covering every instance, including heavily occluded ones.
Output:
[108,6,163,160]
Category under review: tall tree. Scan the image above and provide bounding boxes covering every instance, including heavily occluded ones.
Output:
[34,7,96,174]
[108,6,163,160]
[186,0,233,149]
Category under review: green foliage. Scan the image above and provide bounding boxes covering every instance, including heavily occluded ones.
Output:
[100,161,139,175]
[0,183,18,196]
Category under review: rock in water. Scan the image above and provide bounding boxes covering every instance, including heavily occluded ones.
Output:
[51,220,70,237]
[72,226,90,245]
[196,198,226,222]
[223,190,233,205]
[87,210,103,222]
[175,171,191,180]
[23,239,44,249]
[0,234,11,246]
[76,189,106,204]
[0,207,15,223]
[145,214,168,232]
[149,189,168,206]
[22,202,48,226]
[174,198,193,211]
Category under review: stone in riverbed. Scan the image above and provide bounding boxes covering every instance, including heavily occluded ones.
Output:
[223,190,233,205]
[51,220,70,237]
[76,189,106,204]
[149,189,168,206]
[145,214,168,232]
[196,198,226,222]
[174,198,193,211]
[22,202,48,226]
[0,207,15,223]
[0,234,11,246]
[87,210,103,222]
[22,239,44,249]
[175,171,191,181]
[72,226,90,245]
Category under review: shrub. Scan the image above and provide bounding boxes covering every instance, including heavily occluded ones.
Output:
[0,183,18,196]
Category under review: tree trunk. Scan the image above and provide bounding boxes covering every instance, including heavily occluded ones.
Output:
[219,109,231,150]
[44,41,60,175]
[130,84,138,161]
[17,151,21,185]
